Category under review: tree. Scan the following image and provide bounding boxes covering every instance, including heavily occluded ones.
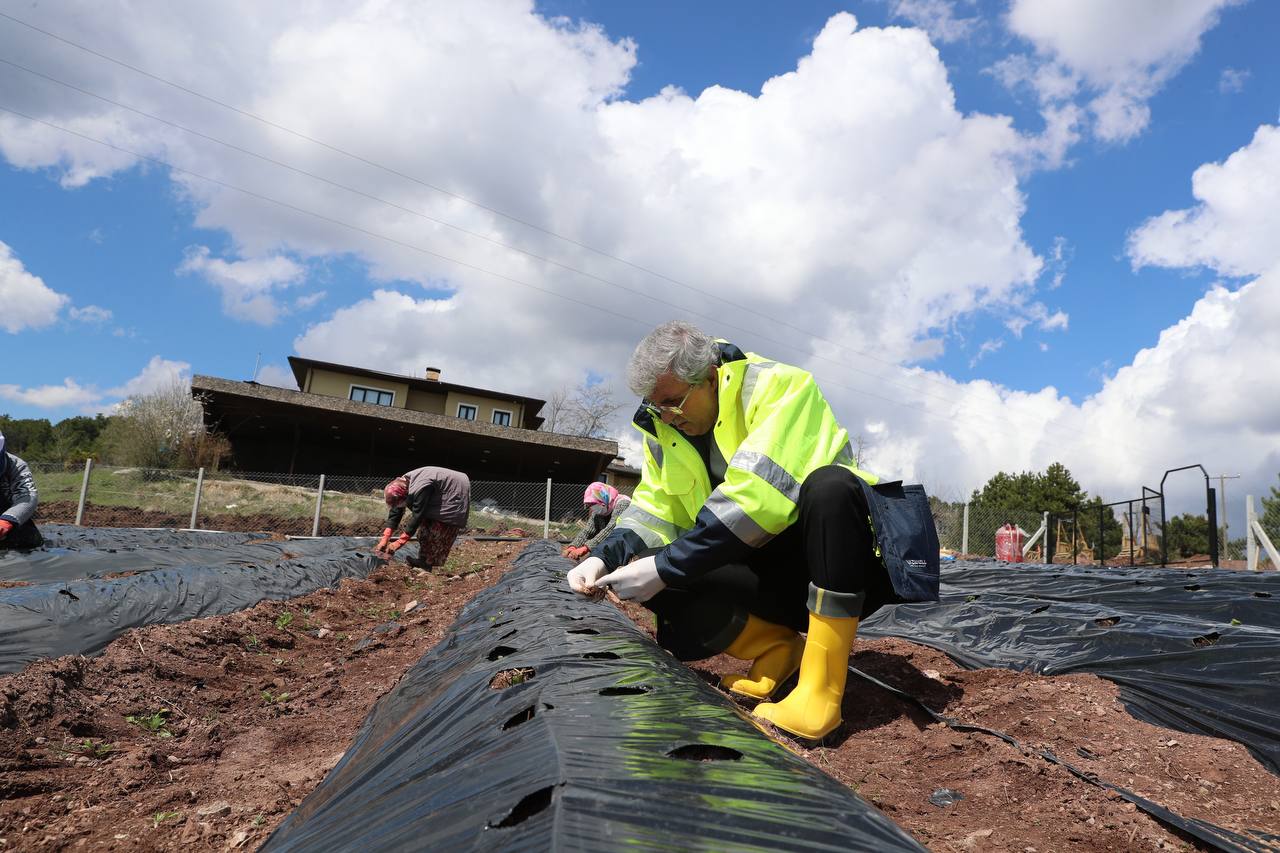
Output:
[1164,513,1211,559]
[98,380,229,469]
[0,416,55,459]
[969,462,1090,557]
[540,382,623,439]
[1261,474,1280,534]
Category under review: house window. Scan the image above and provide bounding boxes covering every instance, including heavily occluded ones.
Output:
[491,409,512,427]
[457,404,477,420]
[350,385,394,406]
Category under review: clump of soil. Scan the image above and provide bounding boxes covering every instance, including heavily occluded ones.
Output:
[0,539,519,851]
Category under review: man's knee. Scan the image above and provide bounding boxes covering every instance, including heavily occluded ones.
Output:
[798,465,858,511]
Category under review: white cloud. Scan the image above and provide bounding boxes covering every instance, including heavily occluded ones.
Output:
[886,0,979,44]
[254,363,298,389]
[177,246,305,325]
[1001,0,1240,142]
[0,356,191,413]
[0,378,99,409]
[1128,124,1280,278]
[107,356,192,398]
[0,240,69,332]
[69,304,113,324]
[294,290,326,310]
[968,338,1003,368]
[1218,67,1250,94]
[0,5,1046,374]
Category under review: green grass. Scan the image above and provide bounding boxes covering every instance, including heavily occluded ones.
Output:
[29,462,589,536]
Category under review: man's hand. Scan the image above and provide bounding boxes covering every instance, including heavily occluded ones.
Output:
[596,555,665,603]
[0,519,12,540]
[564,545,590,561]
[385,532,412,555]
[376,527,394,552]
[567,556,608,596]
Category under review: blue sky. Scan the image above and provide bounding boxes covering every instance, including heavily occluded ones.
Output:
[1,0,1277,520]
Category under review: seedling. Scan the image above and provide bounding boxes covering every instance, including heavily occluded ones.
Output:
[244,634,263,651]
[260,689,291,705]
[57,738,115,759]
[275,612,294,630]
[253,814,266,827]
[152,811,181,827]
[126,709,173,738]
[1231,618,1243,626]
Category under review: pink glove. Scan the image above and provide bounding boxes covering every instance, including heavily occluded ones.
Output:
[564,545,590,561]
[0,519,12,539]
[385,532,412,554]
[376,527,394,551]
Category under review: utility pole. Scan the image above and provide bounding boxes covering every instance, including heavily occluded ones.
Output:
[1213,473,1241,553]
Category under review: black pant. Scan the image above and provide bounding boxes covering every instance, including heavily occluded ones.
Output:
[645,466,898,660]
[0,518,43,550]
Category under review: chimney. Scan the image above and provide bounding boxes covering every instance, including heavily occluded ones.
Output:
[424,367,441,382]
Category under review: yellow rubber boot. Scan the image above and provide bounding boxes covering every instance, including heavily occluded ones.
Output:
[719,614,804,700]
[753,608,859,740]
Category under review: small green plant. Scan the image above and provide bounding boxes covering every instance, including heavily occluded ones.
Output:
[1231,618,1243,626]
[57,738,115,759]
[152,811,181,827]
[275,611,294,630]
[253,814,266,827]
[244,633,262,651]
[126,709,173,738]
[965,595,978,602]
[260,689,291,705]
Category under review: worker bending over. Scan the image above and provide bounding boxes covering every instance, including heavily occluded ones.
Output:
[569,322,938,740]
[378,465,471,571]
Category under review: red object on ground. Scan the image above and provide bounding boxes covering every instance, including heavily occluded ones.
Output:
[995,524,1024,563]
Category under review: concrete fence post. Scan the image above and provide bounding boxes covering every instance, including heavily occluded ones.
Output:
[961,501,970,556]
[189,467,205,530]
[75,458,93,526]
[312,474,326,537]
[544,478,553,540]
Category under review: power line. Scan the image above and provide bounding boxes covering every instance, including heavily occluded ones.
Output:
[0,55,1157,467]
[0,10,1092,438]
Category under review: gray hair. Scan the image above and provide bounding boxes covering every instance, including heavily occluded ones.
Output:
[626,321,717,398]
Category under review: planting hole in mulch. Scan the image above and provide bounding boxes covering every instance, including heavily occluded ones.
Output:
[487,645,518,661]
[1094,617,1120,627]
[1192,632,1221,647]
[490,667,535,689]
[567,627,599,635]
[598,685,651,697]
[488,785,556,829]
[582,651,619,660]
[666,744,743,762]
[502,706,538,730]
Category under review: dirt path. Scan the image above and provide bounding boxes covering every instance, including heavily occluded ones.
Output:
[2,544,1278,851]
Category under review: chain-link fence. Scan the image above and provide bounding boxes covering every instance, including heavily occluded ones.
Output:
[931,501,1047,560]
[26,460,594,542]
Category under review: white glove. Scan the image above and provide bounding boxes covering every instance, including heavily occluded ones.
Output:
[596,555,666,603]
[567,557,608,596]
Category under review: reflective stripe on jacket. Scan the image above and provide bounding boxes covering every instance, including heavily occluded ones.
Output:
[596,344,878,585]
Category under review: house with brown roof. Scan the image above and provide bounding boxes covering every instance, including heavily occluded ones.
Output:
[191,357,618,482]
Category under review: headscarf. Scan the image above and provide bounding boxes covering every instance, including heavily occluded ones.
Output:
[583,482,619,510]
[384,477,409,506]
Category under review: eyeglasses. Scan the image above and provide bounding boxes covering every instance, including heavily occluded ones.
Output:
[643,380,701,418]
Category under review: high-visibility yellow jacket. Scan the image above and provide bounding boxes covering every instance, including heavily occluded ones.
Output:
[595,342,878,585]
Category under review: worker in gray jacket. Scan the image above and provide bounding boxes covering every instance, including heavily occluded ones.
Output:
[0,432,42,549]
[377,465,471,570]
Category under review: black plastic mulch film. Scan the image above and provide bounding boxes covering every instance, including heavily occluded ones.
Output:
[860,560,1280,782]
[264,540,924,853]
[0,525,380,673]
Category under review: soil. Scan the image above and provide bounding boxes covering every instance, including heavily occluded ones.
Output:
[35,501,372,538]
[3,543,1278,852]
[0,539,519,851]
